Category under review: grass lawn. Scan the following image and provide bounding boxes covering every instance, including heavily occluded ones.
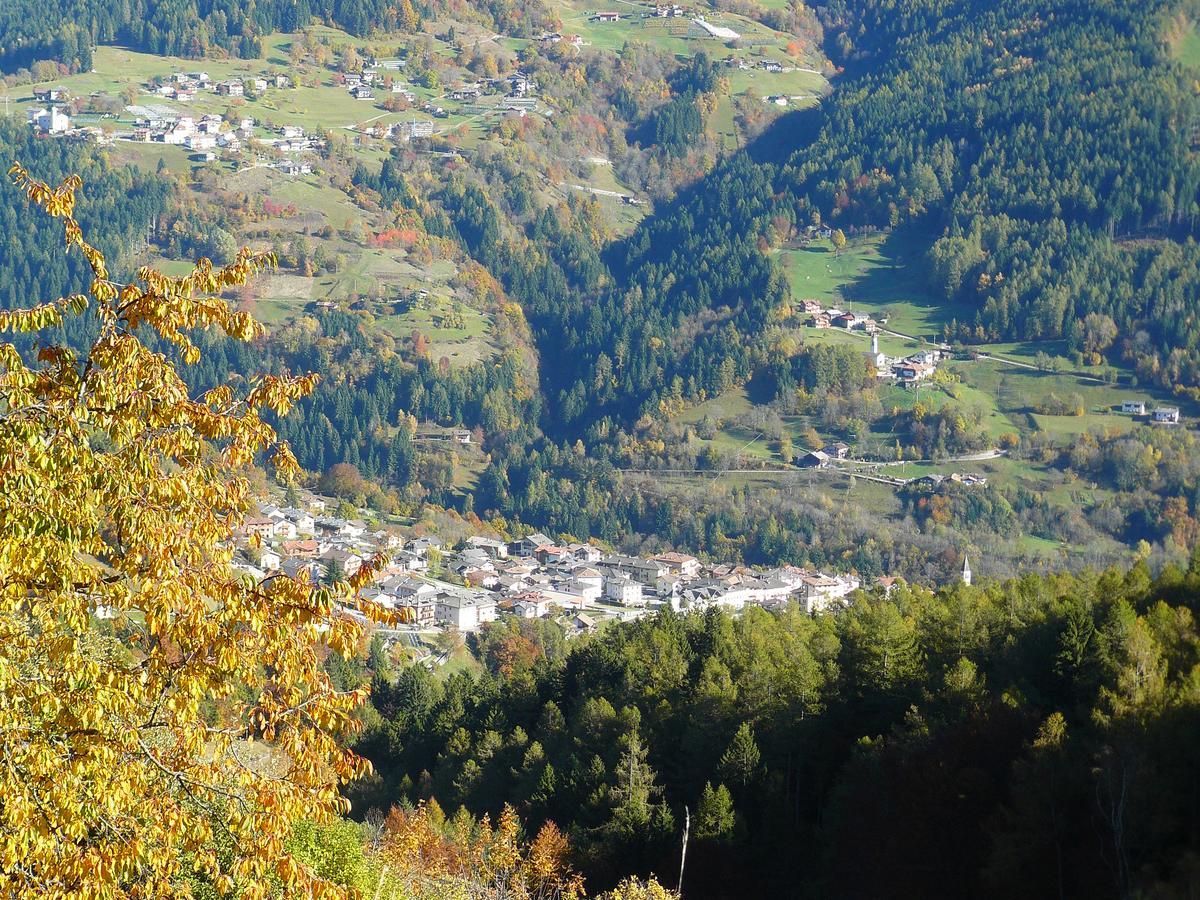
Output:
[777,230,962,340]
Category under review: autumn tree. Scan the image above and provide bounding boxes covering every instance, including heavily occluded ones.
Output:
[0,166,390,897]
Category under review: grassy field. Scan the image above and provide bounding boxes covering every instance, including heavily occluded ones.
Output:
[18,34,505,146]
[1172,21,1200,70]
[777,231,958,340]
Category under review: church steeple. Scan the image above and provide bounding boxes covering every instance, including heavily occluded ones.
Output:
[961,553,972,586]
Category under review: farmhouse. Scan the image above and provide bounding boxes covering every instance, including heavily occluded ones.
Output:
[1153,406,1180,425]
[896,360,937,387]
[832,312,857,329]
[1122,400,1147,415]
[798,450,830,468]
[592,11,621,21]
[215,80,243,97]
[823,442,850,460]
[33,87,68,102]
[350,84,375,100]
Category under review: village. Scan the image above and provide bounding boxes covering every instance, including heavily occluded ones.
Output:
[230,492,881,650]
[23,59,545,173]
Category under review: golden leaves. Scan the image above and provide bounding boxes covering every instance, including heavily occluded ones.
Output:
[0,169,363,899]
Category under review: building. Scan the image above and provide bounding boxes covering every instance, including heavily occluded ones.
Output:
[650,551,701,578]
[1153,406,1180,424]
[832,312,857,329]
[33,87,68,102]
[605,573,645,607]
[350,84,375,100]
[28,106,70,134]
[797,572,858,613]
[216,80,244,97]
[896,360,937,387]
[1121,400,1147,415]
[688,17,741,40]
[185,133,217,151]
[961,554,972,586]
[823,442,850,460]
[592,11,620,21]
[435,591,496,631]
[798,450,829,468]
[466,536,509,558]
[517,533,553,557]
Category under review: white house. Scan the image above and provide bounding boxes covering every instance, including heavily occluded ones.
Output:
[1121,400,1147,415]
[270,519,297,540]
[1153,406,1180,424]
[435,591,493,631]
[605,573,645,607]
[185,133,217,151]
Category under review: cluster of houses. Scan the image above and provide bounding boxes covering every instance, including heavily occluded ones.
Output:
[127,113,251,156]
[540,32,585,48]
[445,72,539,107]
[1121,399,1180,424]
[150,71,290,103]
[726,58,788,73]
[802,300,946,388]
[588,8,740,40]
[802,298,881,334]
[124,113,324,172]
[230,499,878,637]
[336,67,427,105]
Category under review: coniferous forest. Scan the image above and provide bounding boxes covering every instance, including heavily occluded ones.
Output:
[343,562,1200,899]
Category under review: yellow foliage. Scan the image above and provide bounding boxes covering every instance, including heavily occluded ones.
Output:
[596,877,677,900]
[379,803,584,900]
[0,166,391,897]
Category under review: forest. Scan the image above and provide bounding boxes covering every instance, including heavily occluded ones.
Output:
[440,0,1200,432]
[0,0,550,75]
[344,562,1200,899]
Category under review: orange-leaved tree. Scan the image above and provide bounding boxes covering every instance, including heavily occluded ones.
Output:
[0,165,390,898]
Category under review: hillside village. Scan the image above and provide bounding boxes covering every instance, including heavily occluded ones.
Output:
[24,55,547,174]
[231,494,874,644]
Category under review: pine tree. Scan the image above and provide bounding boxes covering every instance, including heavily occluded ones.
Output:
[695,782,736,841]
[719,722,762,789]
